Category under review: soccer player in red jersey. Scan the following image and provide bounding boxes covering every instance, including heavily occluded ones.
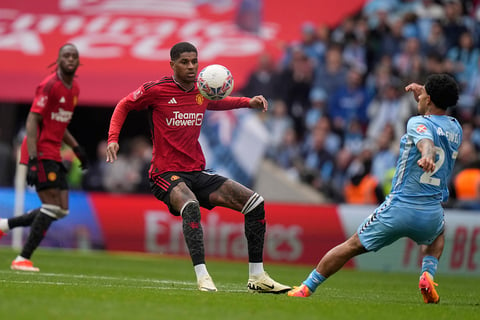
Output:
[106,42,291,293]
[0,44,88,272]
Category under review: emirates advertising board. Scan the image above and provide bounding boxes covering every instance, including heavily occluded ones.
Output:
[0,188,479,275]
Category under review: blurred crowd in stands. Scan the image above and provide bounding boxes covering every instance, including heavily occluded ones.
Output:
[56,0,480,210]
[239,0,480,209]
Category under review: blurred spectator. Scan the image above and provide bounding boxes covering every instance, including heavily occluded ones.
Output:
[364,5,393,71]
[370,124,398,185]
[313,43,348,103]
[442,0,470,50]
[343,118,366,155]
[83,140,108,192]
[268,126,302,181]
[424,51,447,74]
[276,46,315,140]
[281,22,327,69]
[264,99,294,158]
[365,55,397,95]
[379,15,405,59]
[327,67,371,133]
[392,36,424,83]
[304,88,327,132]
[422,19,448,56]
[412,0,445,42]
[366,76,415,141]
[328,147,354,202]
[444,30,480,120]
[239,52,278,102]
[450,140,480,209]
[309,116,342,155]
[344,143,384,205]
[331,16,357,44]
[103,136,151,193]
[235,0,262,34]
[298,123,335,193]
[470,113,480,150]
[343,33,368,73]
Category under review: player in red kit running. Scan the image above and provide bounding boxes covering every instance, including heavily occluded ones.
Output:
[0,44,88,271]
[106,42,291,293]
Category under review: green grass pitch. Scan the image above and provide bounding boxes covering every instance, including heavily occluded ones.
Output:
[0,247,478,320]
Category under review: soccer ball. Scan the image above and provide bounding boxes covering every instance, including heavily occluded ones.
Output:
[197,64,234,100]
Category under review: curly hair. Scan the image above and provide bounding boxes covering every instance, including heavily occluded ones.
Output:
[424,73,459,110]
[170,42,197,61]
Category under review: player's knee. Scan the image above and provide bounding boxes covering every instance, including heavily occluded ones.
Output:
[241,193,264,215]
[180,200,201,222]
[40,204,69,219]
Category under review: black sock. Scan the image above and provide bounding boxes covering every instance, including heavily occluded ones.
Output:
[20,212,55,259]
[182,201,205,266]
[8,208,41,229]
[244,202,266,263]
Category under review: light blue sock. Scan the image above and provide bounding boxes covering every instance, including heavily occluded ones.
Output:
[302,269,326,292]
[421,256,438,279]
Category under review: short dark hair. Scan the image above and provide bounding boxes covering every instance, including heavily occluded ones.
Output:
[424,73,459,110]
[58,43,78,56]
[170,42,197,61]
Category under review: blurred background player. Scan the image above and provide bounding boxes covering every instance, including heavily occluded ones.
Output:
[0,43,88,271]
[288,73,462,304]
[106,41,290,293]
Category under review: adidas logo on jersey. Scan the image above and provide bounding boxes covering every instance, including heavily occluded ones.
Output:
[59,96,66,103]
[168,98,177,104]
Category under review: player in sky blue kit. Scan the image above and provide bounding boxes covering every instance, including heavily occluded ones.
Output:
[288,73,462,304]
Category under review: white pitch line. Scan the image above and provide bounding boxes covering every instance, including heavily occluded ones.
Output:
[0,270,247,293]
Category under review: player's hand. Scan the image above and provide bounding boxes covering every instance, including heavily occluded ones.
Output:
[405,83,423,101]
[249,95,268,112]
[26,157,38,186]
[417,157,435,173]
[106,142,119,163]
[73,145,89,170]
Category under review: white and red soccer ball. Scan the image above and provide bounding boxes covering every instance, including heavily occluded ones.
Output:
[197,64,234,100]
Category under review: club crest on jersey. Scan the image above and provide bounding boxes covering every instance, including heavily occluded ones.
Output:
[196,94,204,105]
[37,96,48,108]
[73,96,78,106]
[48,172,57,182]
[416,124,427,133]
[170,175,180,181]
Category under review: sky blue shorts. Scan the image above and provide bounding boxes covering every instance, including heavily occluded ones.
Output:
[357,197,445,252]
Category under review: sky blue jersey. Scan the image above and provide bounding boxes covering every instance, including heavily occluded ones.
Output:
[389,115,462,204]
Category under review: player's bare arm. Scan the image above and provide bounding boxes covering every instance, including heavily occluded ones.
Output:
[249,95,268,112]
[62,129,79,148]
[416,138,436,172]
[106,142,119,163]
[405,83,424,102]
[25,112,42,157]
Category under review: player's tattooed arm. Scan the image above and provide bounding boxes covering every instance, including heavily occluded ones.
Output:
[416,138,436,173]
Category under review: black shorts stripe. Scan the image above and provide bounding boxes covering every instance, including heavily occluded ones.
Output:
[153,176,171,191]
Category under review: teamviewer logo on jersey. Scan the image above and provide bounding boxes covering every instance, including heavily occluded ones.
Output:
[51,108,73,123]
[166,112,203,126]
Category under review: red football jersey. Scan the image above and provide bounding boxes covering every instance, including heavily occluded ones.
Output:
[20,72,80,164]
[108,76,250,177]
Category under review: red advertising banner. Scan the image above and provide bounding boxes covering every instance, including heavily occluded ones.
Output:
[90,193,352,266]
[0,0,366,106]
